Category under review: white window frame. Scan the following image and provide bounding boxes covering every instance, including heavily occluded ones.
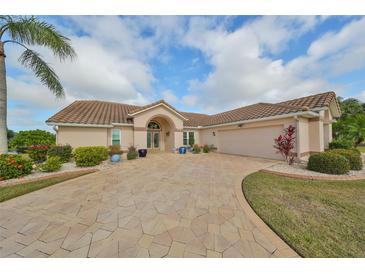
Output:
[183,131,195,146]
[111,128,121,146]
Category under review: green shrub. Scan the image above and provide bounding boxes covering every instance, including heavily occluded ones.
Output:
[192,144,201,154]
[39,156,62,172]
[9,130,55,150]
[307,152,350,175]
[0,154,33,180]
[127,146,138,160]
[48,144,73,163]
[203,144,210,153]
[27,145,50,162]
[74,146,108,167]
[329,139,353,149]
[329,149,363,170]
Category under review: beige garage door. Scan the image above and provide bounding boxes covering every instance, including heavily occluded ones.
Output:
[218,125,284,159]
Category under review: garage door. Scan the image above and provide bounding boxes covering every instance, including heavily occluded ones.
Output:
[218,125,284,159]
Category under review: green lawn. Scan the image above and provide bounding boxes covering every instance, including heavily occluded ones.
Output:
[0,170,96,203]
[357,146,365,153]
[243,172,365,257]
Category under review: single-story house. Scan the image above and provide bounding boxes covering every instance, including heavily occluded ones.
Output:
[46,91,341,160]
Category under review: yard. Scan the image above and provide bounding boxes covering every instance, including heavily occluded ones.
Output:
[243,171,365,257]
[0,170,96,202]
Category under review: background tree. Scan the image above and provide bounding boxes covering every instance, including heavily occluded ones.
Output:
[7,128,15,141]
[0,16,76,153]
[333,96,365,147]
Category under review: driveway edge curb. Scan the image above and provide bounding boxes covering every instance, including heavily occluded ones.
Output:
[235,175,300,258]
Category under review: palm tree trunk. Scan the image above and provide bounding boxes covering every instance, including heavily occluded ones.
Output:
[0,42,8,154]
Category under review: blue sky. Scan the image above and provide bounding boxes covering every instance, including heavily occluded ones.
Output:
[4,16,365,132]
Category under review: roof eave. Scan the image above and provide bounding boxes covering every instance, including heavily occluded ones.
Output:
[195,111,319,129]
[128,102,188,120]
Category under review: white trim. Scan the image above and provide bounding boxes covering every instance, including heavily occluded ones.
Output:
[46,122,112,128]
[183,131,195,146]
[111,123,134,127]
[186,111,319,129]
[129,103,188,120]
[111,128,122,146]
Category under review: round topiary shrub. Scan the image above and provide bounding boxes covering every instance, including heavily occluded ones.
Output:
[39,156,62,172]
[329,149,363,170]
[0,154,33,180]
[307,152,350,175]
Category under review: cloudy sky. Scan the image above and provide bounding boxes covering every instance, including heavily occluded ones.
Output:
[5,15,365,131]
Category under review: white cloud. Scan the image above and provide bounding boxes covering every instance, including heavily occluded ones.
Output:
[181,16,365,113]
[162,89,178,104]
[182,95,198,107]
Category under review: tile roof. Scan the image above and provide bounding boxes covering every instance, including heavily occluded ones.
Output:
[46,91,339,127]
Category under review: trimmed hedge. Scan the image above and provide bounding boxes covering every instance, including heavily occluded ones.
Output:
[329,149,363,170]
[74,146,108,167]
[0,154,33,180]
[307,152,350,175]
[39,156,62,172]
[48,144,73,163]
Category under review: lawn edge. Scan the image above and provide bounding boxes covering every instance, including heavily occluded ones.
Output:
[0,169,98,203]
[236,172,301,258]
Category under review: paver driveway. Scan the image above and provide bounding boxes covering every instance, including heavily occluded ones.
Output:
[0,153,297,258]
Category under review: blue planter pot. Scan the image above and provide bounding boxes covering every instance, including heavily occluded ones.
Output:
[179,147,186,154]
[138,149,147,157]
[110,154,121,162]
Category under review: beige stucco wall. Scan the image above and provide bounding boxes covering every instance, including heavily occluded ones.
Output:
[296,117,310,155]
[57,126,109,147]
[308,118,324,152]
[106,126,134,150]
[199,117,296,152]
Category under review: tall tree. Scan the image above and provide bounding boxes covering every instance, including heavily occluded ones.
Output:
[0,16,76,153]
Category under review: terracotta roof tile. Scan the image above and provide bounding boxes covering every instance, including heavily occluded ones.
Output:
[46,91,339,127]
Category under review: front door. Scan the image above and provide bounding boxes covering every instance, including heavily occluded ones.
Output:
[147,131,160,149]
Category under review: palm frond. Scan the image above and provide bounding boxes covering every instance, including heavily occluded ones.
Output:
[18,49,65,97]
[4,16,76,61]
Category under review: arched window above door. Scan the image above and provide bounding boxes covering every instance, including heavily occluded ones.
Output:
[147,121,161,130]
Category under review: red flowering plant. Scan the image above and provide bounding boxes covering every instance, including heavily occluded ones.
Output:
[0,154,33,180]
[274,125,296,165]
[27,144,50,163]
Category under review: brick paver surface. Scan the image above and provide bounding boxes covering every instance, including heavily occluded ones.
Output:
[0,153,297,258]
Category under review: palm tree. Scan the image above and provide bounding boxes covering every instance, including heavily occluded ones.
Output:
[0,16,76,153]
[346,114,365,147]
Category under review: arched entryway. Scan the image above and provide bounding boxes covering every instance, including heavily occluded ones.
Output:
[146,116,175,152]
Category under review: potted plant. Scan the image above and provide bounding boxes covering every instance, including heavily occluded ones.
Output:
[109,144,123,162]
[138,148,147,157]
[127,146,138,160]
